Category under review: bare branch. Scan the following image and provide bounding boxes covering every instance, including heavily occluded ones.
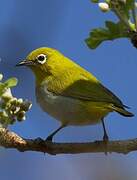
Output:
[0,127,137,155]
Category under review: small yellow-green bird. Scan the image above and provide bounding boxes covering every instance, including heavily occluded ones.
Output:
[16,47,134,142]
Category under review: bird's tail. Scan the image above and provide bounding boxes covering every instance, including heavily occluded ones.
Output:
[111,105,134,117]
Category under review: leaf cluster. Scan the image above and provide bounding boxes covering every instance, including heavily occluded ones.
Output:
[86,0,137,49]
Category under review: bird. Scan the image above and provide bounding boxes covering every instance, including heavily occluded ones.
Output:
[16,47,134,142]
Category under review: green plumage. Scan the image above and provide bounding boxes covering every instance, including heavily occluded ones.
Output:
[19,47,134,118]
[17,47,134,141]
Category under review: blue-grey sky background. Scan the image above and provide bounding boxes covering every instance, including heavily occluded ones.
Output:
[0,0,137,180]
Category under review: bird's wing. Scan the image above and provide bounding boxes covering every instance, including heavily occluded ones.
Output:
[47,67,125,108]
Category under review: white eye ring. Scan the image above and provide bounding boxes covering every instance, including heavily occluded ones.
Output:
[37,54,47,64]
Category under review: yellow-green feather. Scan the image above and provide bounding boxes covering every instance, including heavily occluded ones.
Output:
[26,47,134,117]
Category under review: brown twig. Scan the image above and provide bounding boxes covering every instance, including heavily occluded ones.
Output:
[0,127,137,155]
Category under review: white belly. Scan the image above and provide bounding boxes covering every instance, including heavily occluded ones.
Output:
[35,84,105,126]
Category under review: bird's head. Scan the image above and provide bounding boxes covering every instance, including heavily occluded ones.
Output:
[16,47,66,84]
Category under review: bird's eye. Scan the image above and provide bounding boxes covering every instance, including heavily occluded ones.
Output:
[37,54,47,64]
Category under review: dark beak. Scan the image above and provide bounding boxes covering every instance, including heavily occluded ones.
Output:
[16,60,35,67]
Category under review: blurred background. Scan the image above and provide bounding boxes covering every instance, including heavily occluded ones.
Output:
[0,0,137,180]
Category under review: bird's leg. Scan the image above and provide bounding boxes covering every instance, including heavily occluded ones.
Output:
[101,118,109,155]
[101,118,109,142]
[46,124,66,142]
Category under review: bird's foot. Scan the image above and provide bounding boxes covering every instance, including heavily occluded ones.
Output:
[103,134,109,155]
[35,137,45,145]
[103,134,109,143]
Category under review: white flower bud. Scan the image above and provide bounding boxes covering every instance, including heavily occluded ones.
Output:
[16,98,23,106]
[17,98,23,104]
[98,2,110,12]
[0,74,3,81]
[22,116,26,121]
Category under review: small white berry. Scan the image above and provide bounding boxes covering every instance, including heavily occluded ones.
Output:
[98,2,110,12]
[0,74,3,81]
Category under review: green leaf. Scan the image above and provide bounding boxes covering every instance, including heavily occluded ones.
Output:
[125,0,134,12]
[86,28,110,49]
[86,21,130,49]
[4,78,18,88]
[0,77,18,96]
[105,21,128,34]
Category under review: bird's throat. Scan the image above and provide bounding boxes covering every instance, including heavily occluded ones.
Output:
[31,68,49,86]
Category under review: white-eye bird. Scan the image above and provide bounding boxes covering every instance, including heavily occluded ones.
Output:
[16,47,134,142]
